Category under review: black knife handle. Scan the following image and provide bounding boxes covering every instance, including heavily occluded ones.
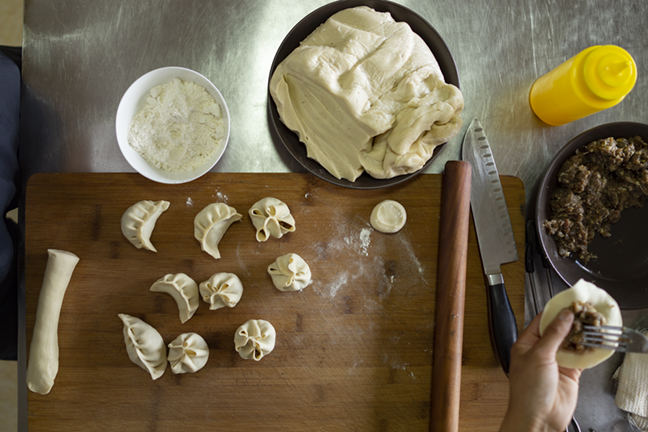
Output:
[487,282,518,375]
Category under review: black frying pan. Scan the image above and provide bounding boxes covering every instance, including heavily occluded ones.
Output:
[535,122,648,309]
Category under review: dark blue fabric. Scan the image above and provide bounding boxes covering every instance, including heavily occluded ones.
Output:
[0,49,20,360]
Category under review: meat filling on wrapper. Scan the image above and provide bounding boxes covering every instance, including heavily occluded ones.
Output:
[561,300,607,353]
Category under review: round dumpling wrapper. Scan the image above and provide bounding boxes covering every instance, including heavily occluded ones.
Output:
[539,279,622,369]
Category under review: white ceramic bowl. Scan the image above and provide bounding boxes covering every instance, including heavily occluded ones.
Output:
[115,66,230,184]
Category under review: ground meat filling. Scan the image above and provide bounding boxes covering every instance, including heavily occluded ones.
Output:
[543,136,648,263]
[561,300,607,353]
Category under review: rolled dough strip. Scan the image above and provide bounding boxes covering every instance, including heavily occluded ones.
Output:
[26,249,80,395]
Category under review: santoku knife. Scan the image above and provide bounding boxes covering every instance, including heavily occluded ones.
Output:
[461,118,519,375]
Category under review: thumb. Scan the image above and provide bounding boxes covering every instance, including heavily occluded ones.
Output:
[535,309,574,356]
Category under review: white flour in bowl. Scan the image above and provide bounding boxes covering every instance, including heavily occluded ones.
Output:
[128,78,225,172]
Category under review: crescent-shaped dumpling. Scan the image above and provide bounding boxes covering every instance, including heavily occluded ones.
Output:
[194,203,242,259]
[268,253,312,292]
[539,279,622,369]
[234,319,276,361]
[199,272,243,310]
[118,314,167,380]
[167,333,209,374]
[121,200,170,252]
[248,197,296,242]
[150,273,200,323]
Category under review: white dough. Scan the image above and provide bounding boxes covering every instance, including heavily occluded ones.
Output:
[370,200,407,233]
[150,273,199,323]
[199,272,243,310]
[539,279,622,369]
[121,200,170,252]
[248,197,296,242]
[167,333,209,374]
[269,6,464,181]
[26,249,80,395]
[234,319,276,361]
[194,203,242,259]
[118,314,167,380]
[268,253,311,292]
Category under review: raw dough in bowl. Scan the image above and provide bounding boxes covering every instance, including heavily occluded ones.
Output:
[269,6,463,182]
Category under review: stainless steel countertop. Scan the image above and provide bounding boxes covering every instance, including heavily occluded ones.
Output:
[18,0,648,430]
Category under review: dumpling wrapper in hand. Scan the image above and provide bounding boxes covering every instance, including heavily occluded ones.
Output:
[194,203,242,259]
[168,333,209,374]
[121,200,170,252]
[150,273,199,323]
[268,253,311,292]
[119,314,167,380]
[539,279,622,369]
[199,272,243,310]
[234,319,276,361]
[248,197,296,242]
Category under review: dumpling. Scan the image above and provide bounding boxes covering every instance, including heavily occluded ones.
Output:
[268,253,312,292]
[539,279,622,369]
[121,200,170,252]
[248,197,296,242]
[194,203,242,259]
[234,319,276,361]
[199,272,243,310]
[167,333,209,374]
[150,273,199,323]
[118,314,167,380]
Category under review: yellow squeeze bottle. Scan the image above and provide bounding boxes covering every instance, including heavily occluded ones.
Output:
[529,45,637,126]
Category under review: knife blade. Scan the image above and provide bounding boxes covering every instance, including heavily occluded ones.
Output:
[461,118,519,375]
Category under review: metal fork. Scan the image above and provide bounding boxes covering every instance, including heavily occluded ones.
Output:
[581,325,648,353]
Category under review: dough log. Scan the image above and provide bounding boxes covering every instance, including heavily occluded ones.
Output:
[26,249,80,395]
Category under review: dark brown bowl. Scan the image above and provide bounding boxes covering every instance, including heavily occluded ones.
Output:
[535,122,648,310]
[267,0,460,189]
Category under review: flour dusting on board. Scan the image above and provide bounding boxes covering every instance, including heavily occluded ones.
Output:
[329,273,349,297]
[397,235,427,283]
[359,228,371,256]
[213,189,228,202]
[311,219,428,299]
[186,197,194,208]
[235,245,250,276]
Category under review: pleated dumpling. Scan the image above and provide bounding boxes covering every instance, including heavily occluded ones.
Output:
[199,272,243,310]
[167,333,210,374]
[150,273,199,323]
[118,314,167,380]
[268,253,312,292]
[121,200,170,252]
[194,203,242,259]
[249,197,296,242]
[234,319,276,361]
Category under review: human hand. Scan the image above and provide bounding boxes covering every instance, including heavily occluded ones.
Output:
[500,309,581,432]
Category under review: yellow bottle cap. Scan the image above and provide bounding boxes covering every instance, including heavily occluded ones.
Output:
[583,45,637,100]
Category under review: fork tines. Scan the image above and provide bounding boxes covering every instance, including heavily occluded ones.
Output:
[580,325,630,352]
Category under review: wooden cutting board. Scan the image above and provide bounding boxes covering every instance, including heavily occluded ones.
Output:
[25,172,525,432]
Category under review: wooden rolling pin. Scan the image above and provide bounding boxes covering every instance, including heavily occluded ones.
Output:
[430,160,472,432]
